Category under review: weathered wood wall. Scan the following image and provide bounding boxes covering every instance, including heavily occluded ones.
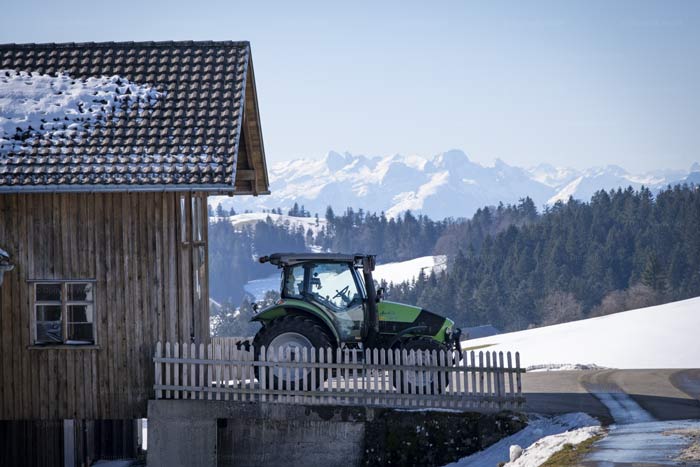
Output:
[0,191,210,420]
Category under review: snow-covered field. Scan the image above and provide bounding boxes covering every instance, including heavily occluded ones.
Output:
[243,255,446,300]
[445,412,601,467]
[243,274,281,300]
[463,296,700,369]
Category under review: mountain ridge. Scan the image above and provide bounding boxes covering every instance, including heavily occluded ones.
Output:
[212,149,698,219]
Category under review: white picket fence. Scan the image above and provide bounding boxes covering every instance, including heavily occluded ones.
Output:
[153,341,524,411]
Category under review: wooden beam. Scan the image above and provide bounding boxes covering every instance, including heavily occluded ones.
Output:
[236,169,257,181]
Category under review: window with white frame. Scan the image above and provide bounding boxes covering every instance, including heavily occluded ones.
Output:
[33,281,95,345]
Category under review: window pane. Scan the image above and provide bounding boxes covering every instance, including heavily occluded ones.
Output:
[68,304,93,323]
[36,321,63,343]
[36,283,61,301]
[180,195,187,243]
[309,263,360,310]
[283,265,305,299]
[36,304,62,322]
[68,283,93,302]
[67,323,94,343]
[192,196,203,242]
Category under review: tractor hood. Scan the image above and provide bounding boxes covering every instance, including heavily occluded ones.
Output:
[377,301,455,344]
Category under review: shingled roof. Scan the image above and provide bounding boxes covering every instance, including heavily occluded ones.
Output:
[0,41,269,194]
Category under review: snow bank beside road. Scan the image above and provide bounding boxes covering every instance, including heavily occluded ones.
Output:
[504,425,602,467]
[463,296,700,369]
[445,412,600,467]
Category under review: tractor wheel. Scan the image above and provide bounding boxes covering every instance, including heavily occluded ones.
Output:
[252,315,334,390]
[391,337,451,395]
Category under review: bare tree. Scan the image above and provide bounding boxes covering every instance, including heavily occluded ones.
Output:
[540,291,583,325]
[590,283,661,317]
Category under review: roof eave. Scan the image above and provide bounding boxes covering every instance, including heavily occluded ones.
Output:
[0,184,238,194]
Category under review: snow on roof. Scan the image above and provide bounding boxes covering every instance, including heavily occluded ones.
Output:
[0,41,265,192]
[0,69,162,152]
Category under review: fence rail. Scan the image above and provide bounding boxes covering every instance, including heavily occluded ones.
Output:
[153,341,524,411]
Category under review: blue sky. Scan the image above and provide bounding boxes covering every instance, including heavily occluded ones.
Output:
[2,1,699,171]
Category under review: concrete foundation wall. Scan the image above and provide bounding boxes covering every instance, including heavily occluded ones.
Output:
[147,400,525,467]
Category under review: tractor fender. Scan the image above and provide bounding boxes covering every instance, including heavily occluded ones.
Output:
[388,325,429,349]
[251,301,340,344]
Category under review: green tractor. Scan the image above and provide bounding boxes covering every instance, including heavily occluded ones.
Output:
[250,253,462,392]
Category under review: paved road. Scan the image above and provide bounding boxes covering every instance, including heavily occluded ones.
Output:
[520,369,700,422]
[520,369,700,466]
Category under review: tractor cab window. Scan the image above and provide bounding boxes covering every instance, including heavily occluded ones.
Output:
[307,262,361,310]
[307,262,364,341]
[282,265,305,299]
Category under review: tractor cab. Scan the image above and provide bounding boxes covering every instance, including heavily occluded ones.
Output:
[258,253,380,344]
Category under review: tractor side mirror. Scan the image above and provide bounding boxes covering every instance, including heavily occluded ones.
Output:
[252,302,260,313]
[376,287,385,302]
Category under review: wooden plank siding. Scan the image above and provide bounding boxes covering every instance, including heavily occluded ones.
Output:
[0,191,210,420]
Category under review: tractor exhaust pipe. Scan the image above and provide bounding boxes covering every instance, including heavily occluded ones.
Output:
[362,256,380,344]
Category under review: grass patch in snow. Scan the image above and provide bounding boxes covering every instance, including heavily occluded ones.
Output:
[461,343,496,351]
[539,432,605,467]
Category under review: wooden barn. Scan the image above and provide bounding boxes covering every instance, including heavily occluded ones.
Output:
[0,41,269,466]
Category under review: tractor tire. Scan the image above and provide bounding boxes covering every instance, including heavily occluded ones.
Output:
[252,315,334,390]
[391,337,451,395]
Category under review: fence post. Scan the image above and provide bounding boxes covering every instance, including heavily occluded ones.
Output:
[301,347,309,403]
[259,346,267,402]
[318,348,325,403]
[439,350,447,407]
[165,342,171,399]
[173,343,180,400]
[379,348,386,404]
[155,342,162,399]
[387,349,395,406]
[478,352,485,407]
[336,348,343,404]
[352,349,362,404]
[486,351,493,406]
[182,343,189,400]
[469,351,476,400]
[246,344,254,402]
[214,343,221,401]
[507,352,514,408]
[371,348,379,405]
[189,343,196,399]
[326,348,334,399]
[222,340,229,401]
[310,346,317,404]
[516,352,522,404]
[453,350,461,406]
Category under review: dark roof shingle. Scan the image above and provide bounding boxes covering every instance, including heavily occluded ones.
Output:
[0,41,265,193]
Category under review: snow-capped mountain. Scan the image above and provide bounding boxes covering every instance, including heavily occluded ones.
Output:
[211,149,698,219]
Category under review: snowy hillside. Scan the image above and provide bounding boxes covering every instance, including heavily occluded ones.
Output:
[374,255,447,285]
[463,297,700,369]
[211,212,327,236]
[243,255,447,301]
[210,150,697,220]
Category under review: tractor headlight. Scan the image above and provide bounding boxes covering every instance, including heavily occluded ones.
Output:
[445,326,453,338]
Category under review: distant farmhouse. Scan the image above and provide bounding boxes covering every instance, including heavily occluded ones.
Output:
[0,41,269,466]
